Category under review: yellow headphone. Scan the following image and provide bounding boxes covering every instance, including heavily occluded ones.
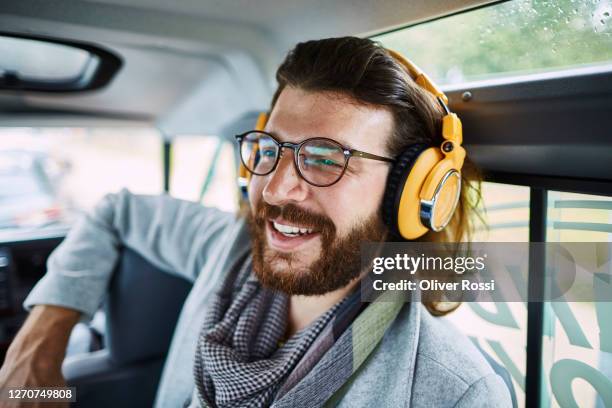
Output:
[237,49,465,240]
[237,112,267,193]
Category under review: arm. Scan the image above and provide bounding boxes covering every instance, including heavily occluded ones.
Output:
[0,189,237,399]
[454,373,513,408]
[25,188,236,319]
[0,305,79,408]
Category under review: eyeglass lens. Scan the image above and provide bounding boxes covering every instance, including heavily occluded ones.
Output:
[240,132,347,186]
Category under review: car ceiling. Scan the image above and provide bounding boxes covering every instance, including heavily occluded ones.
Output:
[0,0,495,136]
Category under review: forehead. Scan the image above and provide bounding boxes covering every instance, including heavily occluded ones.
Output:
[267,86,393,152]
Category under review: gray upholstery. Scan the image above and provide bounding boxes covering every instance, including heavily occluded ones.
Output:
[105,248,192,365]
[63,248,192,407]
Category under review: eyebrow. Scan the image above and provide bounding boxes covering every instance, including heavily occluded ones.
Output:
[265,129,355,152]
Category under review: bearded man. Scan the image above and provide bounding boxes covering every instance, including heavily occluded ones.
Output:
[0,37,512,407]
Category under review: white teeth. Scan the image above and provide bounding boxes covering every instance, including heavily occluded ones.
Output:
[273,221,313,236]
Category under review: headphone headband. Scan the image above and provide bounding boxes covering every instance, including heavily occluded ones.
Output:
[386,49,449,105]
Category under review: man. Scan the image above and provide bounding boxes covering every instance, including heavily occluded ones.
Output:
[0,37,511,407]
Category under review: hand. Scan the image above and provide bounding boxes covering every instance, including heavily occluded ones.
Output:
[0,305,80,408]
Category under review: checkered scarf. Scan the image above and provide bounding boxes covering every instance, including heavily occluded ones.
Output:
[193,253,404,408]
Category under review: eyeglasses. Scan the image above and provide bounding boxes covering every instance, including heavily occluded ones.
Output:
[235,130,395,187]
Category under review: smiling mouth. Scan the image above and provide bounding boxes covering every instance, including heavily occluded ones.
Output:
[271,220,315,237]
[265,219,320,251]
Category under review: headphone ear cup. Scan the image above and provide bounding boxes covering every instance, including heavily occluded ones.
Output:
[382,143,428,238]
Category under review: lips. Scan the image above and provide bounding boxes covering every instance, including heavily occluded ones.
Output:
[266,218,320,251]
[272,220,314,236]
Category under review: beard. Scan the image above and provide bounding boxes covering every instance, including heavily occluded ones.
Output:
[246,200,387,296]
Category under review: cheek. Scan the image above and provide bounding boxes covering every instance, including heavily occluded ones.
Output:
[322,171,388,234]
[247,176,265,209]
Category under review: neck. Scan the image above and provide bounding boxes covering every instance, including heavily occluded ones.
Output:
[286,278,359,338]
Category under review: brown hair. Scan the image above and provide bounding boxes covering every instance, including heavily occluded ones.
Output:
[270,37,484,315]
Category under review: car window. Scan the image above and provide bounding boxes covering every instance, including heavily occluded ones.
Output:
[170,135,237,212]
[445,182,530,407]
[373,0,612,86]
[446,185,612,408]
[0,127,163,242]
[543,192,612,407]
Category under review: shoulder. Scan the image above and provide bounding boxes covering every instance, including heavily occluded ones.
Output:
[411,306,512,407]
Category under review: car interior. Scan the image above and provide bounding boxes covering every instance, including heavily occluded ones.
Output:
[0,0,611,407]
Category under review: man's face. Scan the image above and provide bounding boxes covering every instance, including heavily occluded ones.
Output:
[247,86,392,295]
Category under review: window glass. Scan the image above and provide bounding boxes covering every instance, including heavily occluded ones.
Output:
[373,0,612,86]
[170,135,237,212]
[445,182,529,407]
[543,191,612,407]
[0,36,92,81]
[0,127,163,242]
[474,182,530,242]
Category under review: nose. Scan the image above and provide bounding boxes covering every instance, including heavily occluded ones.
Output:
[262,148,309,206]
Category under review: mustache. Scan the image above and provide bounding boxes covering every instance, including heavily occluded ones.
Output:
[254,201,336,238]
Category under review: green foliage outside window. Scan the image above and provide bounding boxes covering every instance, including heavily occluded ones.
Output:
[374,0,612,85]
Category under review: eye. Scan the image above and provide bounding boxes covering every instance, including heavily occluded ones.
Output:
[261,148,276,158]
[304,156,342,168]
[320,158,341,167]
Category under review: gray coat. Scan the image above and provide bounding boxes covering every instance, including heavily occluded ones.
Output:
[25,190,512,407]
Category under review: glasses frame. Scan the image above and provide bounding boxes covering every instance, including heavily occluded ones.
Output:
[235,130,396,187]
